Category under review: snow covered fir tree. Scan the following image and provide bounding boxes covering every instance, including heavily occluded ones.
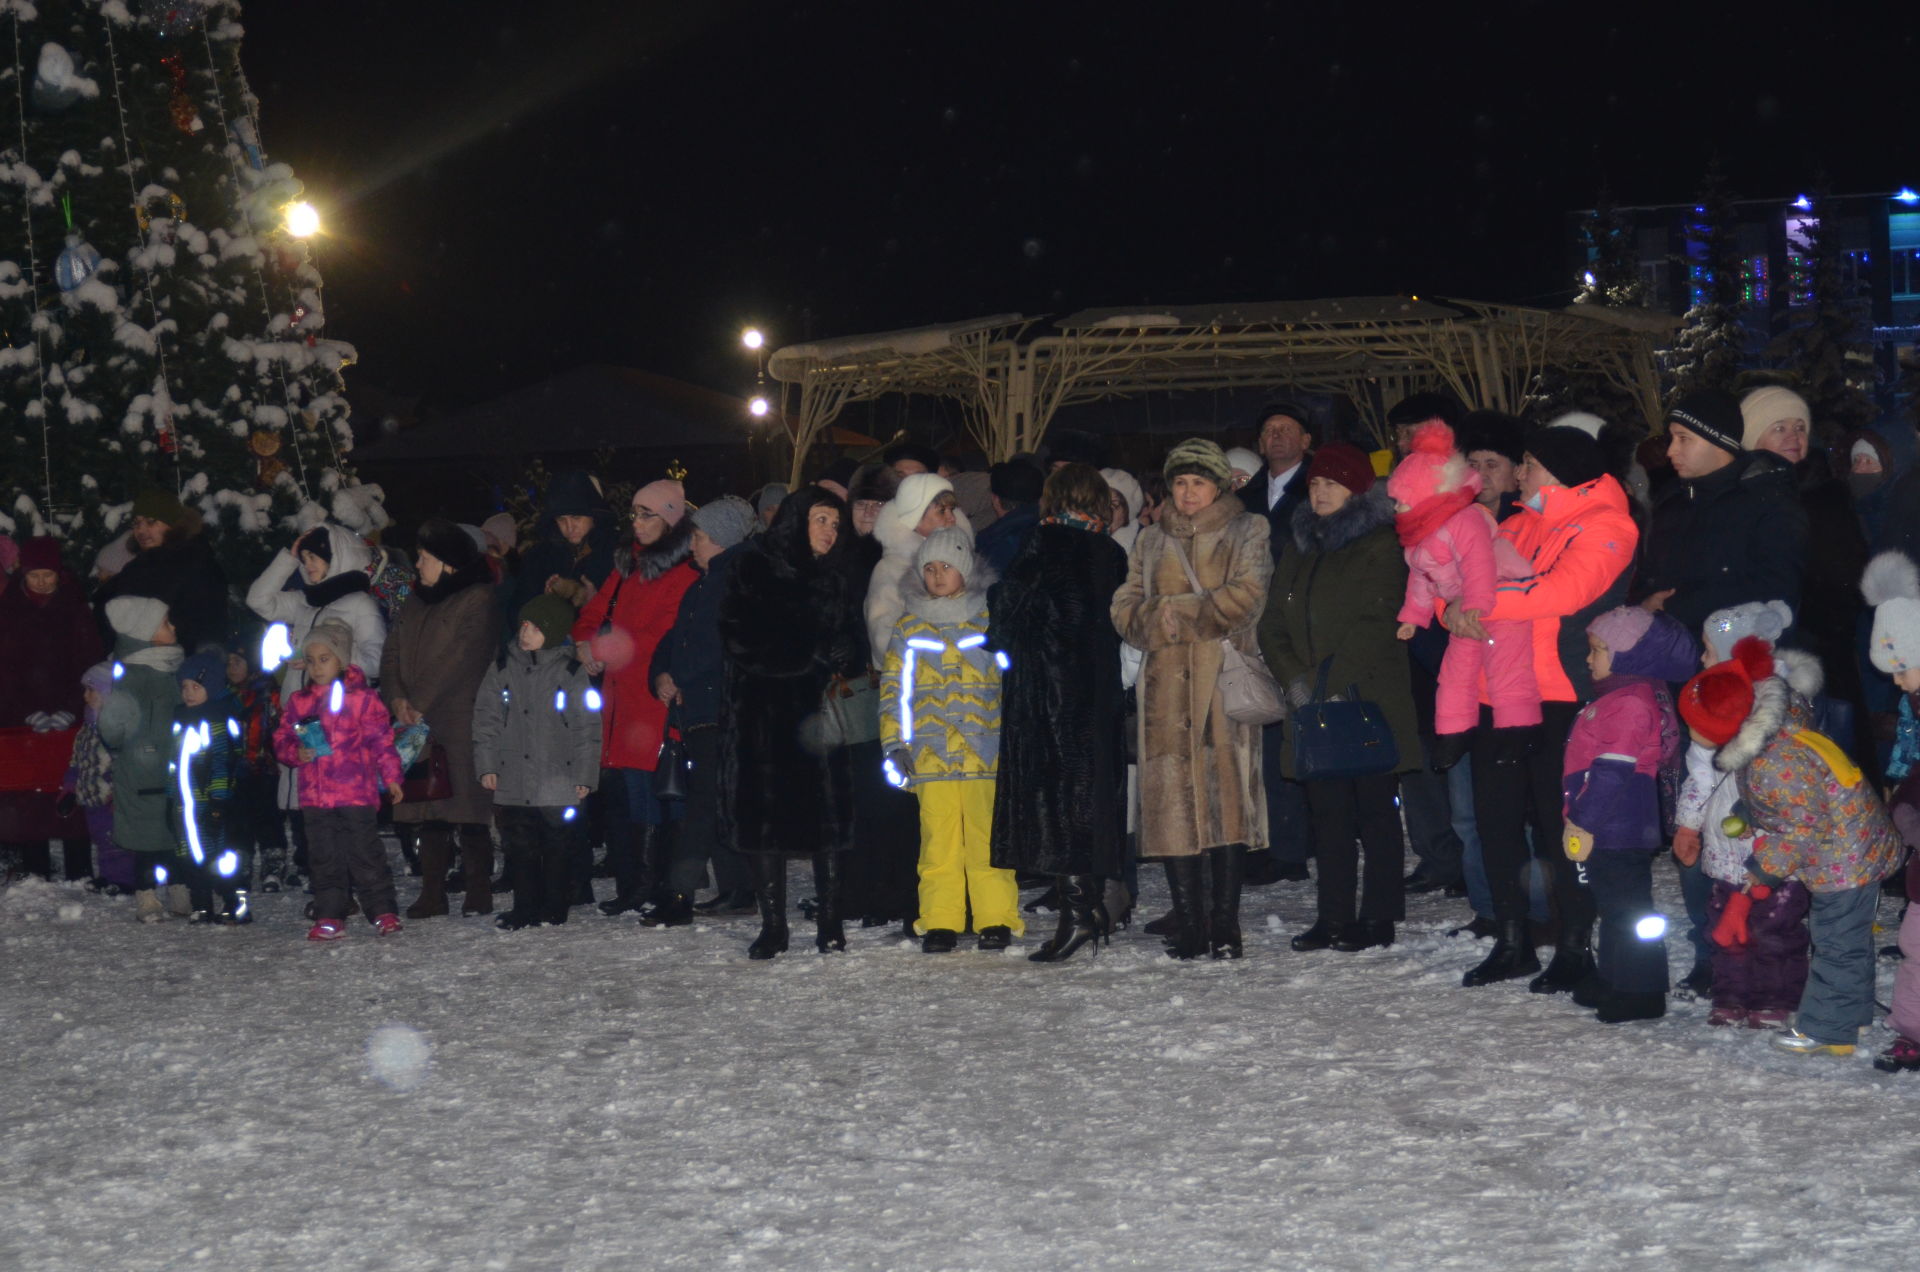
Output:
[0,0,384,581]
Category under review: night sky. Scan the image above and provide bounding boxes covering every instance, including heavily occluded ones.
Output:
[240,0,1915,424]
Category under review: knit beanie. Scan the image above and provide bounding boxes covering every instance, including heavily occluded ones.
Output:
[1387,422,1480,508]
[1847,431,1891,473]
[753,483,790,515]
[691,494,756,550]
[1668,389,1744,455]
[480,513,517,553]
[1679,638,1774,747]
[1702,601,1794,660]
[105,595,169,642]
[1863,551,1920,675]
[1223,447,1263,479]
[416,517,483,574]
[1304,442,1376,495]
[633,479,687,528]
[295,525,332,564]
[914,526,975,585]
[303,618,355,671]
[176,651,224,691]
[1587,605,1655,655]
[131,486,188,525]
[886,472,956,535]
[1525,420,1606,490]
[1163,438,1234,489]
[81,661,115,698]
[1100,467,1144,521]
[18,536,63,574]
[518,594,575,651]
[1740,386,1811,452]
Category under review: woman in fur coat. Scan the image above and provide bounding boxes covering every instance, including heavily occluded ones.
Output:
[1112,439,1273,959]
[1258,443,1420,956]
[719,487,868,959]
[989,464,1129,962]
[383,519,501,918]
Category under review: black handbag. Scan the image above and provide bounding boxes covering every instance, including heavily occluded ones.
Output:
[1291,656,1400,782]
[652,705,690,801]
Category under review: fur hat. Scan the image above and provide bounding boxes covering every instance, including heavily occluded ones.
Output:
[1863,551,1920,675]
[1702,600,1794,660]
[303,618,355,670]
[1101,467,1144,521]
[884,473,956,537]
[1223,447,1263,479]
[1679,637,1775,747]
[634,479,687,528]
[1740,386,1811,452]
[131,486,188,525]
[1668,389,1744,455]
[914,526,976,585]
[1525,420,1605,490]
[1457,410,1526,466]
[518,594,575,650]
[691,494,756,550]
[1304,442,1376,495]
[1163,438,1234,489]
[1387,422,1480,508]
[176,651,224,690]
[847,461,900,508]
[105,595,169,642]
[416,517,483,575]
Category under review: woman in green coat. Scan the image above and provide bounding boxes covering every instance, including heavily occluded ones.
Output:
[1257,443,1419,954]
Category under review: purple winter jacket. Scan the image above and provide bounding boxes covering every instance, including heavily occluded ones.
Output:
[1560,614,1698,854]
[272,666,402,809]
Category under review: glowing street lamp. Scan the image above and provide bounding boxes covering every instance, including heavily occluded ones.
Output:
[284,201,321,238]
[741,326,766,351]
[748,394,771,418]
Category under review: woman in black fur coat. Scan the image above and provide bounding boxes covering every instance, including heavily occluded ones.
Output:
[987,464,1130,962]
[718,486,868,959]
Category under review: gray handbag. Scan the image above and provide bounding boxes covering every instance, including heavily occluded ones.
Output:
[1167,540,1287,727]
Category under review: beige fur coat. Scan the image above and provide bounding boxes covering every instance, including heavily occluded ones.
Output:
[1111,492,1273,859]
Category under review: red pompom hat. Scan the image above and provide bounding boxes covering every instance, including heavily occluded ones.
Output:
[1678,636,1775,746]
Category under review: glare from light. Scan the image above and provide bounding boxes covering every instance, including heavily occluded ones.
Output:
[1582,271,1597,287]
[284,201,321,238]
[1896,188,1920,205]
[741,327,765,350]
[748,395,771,418]
[1634,914,1669,941]
[1792,195,1812,211]
[261,623,293,673]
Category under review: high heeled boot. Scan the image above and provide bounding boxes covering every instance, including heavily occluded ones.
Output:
[1028,875,1108,963]
[811,851,845,952]
[746,854,789,960]
[1163,857,1209,960]
[404,824,452,918]
[1207,844,1245,959]
[1461,918,1542,987]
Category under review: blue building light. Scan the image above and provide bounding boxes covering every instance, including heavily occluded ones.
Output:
[1896,188,1920,205]
[1792,194,1813,211]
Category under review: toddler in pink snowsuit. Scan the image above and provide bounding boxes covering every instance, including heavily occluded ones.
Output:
[1388,422,1539,754]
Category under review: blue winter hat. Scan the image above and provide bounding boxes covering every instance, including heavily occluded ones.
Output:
[176,651,224,690]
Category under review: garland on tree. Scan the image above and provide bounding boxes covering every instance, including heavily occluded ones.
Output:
[0,0,384,585]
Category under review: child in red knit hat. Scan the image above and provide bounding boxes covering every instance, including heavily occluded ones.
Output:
[1386,421,1538,768]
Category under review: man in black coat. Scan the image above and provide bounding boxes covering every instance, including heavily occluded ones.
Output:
[1249,402,1314,565]
[974,459,1045,577]
[1634,389,1810,637]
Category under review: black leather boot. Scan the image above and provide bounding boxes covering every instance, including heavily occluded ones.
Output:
[746,854,788,960]
[1163,857,1209,960]
[639,823,694,927]
[1029,875,1106,963]
[811,851,845,952]
[1462,919,1542,987]
[1207,845,1244,960]
[1529,920,1596,994]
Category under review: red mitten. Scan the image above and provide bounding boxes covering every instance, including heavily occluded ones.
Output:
[1711,889,1756,949]
[1672,827,1702,867]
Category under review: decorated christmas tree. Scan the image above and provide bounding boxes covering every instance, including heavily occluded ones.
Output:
[0,0,383,581]
[1662,167,1748,402]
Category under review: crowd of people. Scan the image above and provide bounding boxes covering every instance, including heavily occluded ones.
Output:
[4,383,1920,1069]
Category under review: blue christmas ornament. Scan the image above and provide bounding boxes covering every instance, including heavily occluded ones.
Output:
[55,236,102,292]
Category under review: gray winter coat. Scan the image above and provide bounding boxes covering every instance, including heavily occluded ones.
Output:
[96,639,186,856]
[471,646,604,808]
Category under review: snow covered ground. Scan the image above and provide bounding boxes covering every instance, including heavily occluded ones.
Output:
[3,852,1915,1272]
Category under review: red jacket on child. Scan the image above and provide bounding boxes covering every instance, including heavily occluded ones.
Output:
[271,667,402,808]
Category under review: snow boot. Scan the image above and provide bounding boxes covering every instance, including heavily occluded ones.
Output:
[1874,1037,1920,1073]
[1029,875,1106,964]
[1771,1028,1854,1057]
[1461,919,1541,987]
[1529,922,1596,994]
[745,854,788,960]
[134,889,166,923]
[373,912,403,936]
[307,919,345,941]
[166,883,194,916]
[1162,857,1209,960]
[811,851,845,952]
[1332,918,1395,952]
[1207,844,1244,960]
[977,925,1013,951]
[1594,989,1665,1023]
[405,827,452,919]
[921,928,958,954]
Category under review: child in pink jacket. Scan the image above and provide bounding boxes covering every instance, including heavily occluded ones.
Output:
[1388,422,1538,767]
[271,619,405,941]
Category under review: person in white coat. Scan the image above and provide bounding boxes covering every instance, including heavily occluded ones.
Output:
[863,472,973,658]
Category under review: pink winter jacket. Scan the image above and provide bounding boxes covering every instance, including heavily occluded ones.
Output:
[272,666,402,809]
[1399,503,1518,625]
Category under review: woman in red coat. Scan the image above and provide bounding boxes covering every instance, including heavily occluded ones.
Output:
[0,538,104,879]
[573,480,700,918]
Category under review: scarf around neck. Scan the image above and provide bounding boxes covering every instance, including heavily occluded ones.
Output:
[1041,510,1106,535]
[1395,488,1478,549]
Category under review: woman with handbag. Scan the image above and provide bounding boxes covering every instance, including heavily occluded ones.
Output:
[382,520,501,918]
[1112,439,1274,959]
[572,480,701,920]
[719,487,868,958]
[988,464,1130,962]
[1256,443,1421,954]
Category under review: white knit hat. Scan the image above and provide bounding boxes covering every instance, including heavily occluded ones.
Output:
[882,472,955,539]
[105,595,169,642]
[1863,552,1920,674]
[914,526,975,584]
[1223,447,1262,478]
[1740,386,1811,452]
[1701,600,1794,661]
